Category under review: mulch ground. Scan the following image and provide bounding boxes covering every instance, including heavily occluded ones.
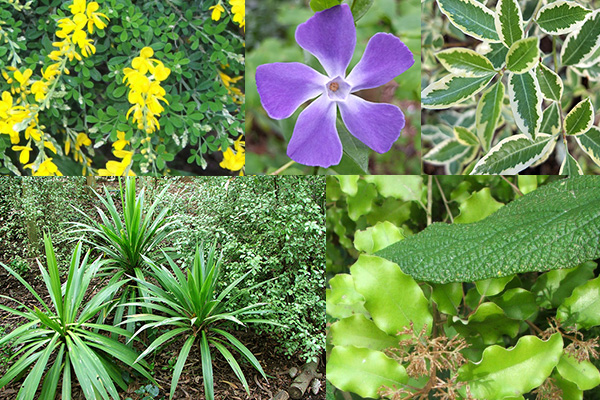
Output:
[0,264,325,400]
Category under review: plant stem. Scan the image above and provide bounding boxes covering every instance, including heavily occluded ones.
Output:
[270,160,295,175]
[500,176,523,196]
[427,175,432,226]
[434,176,453,223]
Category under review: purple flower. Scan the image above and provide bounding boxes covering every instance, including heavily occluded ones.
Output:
[255,4,414,168]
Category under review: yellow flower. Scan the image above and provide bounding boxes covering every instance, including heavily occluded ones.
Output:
[85,1,109,33]
[25,125,42,142]
[98,149,135,176]
[69,0,86,14]
[0,91,13,119]
[229,0,245,30]
[113,130,129,150]
[12,145,32,164]
[75,132,91,149]
[153,61,171,81]
[210,3,225,21]
[27,158,63,176]
[13,69,32,87]
[44,141,58,154]
[220,135,245,172]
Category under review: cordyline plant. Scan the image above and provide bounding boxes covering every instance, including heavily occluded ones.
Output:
[122,242,282,400]
[0,234,153,400]
[421,0,600,174]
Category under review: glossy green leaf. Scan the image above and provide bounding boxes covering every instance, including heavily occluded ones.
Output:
[335,176,359,197]
[326,274,368,319]
[423,139,472,165]
[559,152,583,175]
[536,1,591,35]
[363,175,423,201]
[471,134,555,175]
[535,63,563,101]
[531,262,596,308]
[517,175,538,194]
[558,276,600,329]
[481,41,509,69]
[452,302,520,344]
[476,80,505,152]
[561,10,600,65]
[350,0,374,21]
[576,126,600,167]
[454,188,504,224]
[458,333,564,399]
[564,98,594,136]
[309,0,342,12]
[540,102,561,135]
[422,74,494,109]
[507,70,542,138]
[454,126,480,146]
[376,177,600,283]
[475,276,514,297]
[327,346,407,398]
[351,255,433,336]
[553,372,584,400]
[506,37,539,73]
[435,48,496,76]
[495,0,524,47]
[329,315,399,351]
[557,353,600,390]
[431,283,463,316]
[492,288,538,320]
[346,179,377,221]
[354,221,404,254]
[436,0,500,41]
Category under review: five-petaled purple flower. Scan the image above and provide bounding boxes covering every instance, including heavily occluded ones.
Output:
[256,4,414,168]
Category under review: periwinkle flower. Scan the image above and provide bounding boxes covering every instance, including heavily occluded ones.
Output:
[256,4,414,168]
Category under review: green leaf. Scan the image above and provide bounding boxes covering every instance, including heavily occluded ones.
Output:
[436,0,500,42]
[452,302,520,344]
[327,346,407,398]
[531,262,596,308]
[350,0,374,21]
[491,288,538,320]
[337,120,369,174]
[559,152,583,175]
[458,333,564,399]
[112,86,126,98]
[475,275,513,297]
[507,70,542,138]
[536,1,592,35]
[553,372,584,400]
[329,315,399,351]
[556,353,600,391]
[350,255,433,337]
[423,139,471,165]
[506,37,539,73]
[346,179,377,221]
[454,188,504,224]
[363,176,423,201]
[431,283,463,316]
[576,126,600,167]
[564,98,594,136]
[326,274,369,319]
[535,63,563,101]
[309,0,342,12]
[422,74,494,109]
[354,221,404,254]
[481,42,509,69]
[170,335,195,400]
[471,134,555,175]
[561,10,600,66]
[495,0,524,47]
[540,102,561,135]
[558,276,600,329]
[435,48,496,76]
[454,126,479,147]
[476,80,505,152]
[335,176,359,197]
[375,176,600,283]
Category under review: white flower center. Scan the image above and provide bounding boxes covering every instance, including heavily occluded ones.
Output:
[325,76,351,101]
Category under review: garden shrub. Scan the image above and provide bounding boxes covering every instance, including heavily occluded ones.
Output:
[0,0,245,176]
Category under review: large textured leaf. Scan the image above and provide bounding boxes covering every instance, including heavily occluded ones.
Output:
[507,71,542,138]
[561,10,600,66]
[471,134,554,175]
[436,48,497,76]
[559,152,583,175]
[327,346,407,398]
[458,333,564,399]
[535,63,563,101]
[350,255,433,336]
[557,276,600,329]
[422,74,495,109]
[375,176,600,283]
[557,353,600,391]
[540,102,561,135]
[536,1,591,35]
[564,98,594,136]
[329,315,399,351]
[476,80,505,151]
[576,126,600,166]
[495,0,523,47]
[423,139,471,165]
[506,37,539,73]
[436,0,500,42]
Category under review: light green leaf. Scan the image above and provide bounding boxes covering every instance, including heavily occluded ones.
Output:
[495,0,524,47]
[506,37,539,73]
[553,372,584,400]
[335,176,359,197]
[535,63,563,101]
[363,176,423,201]
[557,353,600,391]
[557,276,600,329]
[476,80,505,152]
[536,1,591,35]
[452,302,520,344]
[517,175,538,194]
[471,134,554,175]
[327,346,407,398]
[354,221,405,254]
[347,179,377,221]
[507,70,542,138]
[422,74,495,109]
[561,10,600,66]
[559,152,583,175]
[376,177,600,283]
[436,0,500,42]
[458,333,564,399]
[350,0,374,21]
[351,255,433,336]
[423,139,471,165]
[475,275,514,297]
[565,98,594,136]
[531,262,596,308]
[435,48,496,76]
[431,283,463,316]
[454,126,480,147]
[491,288,538,320]
[576,126,600,166]
[309,0,342,12]
[326,274,368,319]
[454,188,504,224]
[540,102,561,135]
[329,315,399,351]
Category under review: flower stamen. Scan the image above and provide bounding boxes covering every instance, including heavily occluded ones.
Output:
[329,82,339,92]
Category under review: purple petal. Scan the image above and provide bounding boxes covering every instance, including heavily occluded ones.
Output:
[338,95,404,153]
[287,95,342,168]
[295,4,356,78]
[256,62,328,119]
[346,33,414,91]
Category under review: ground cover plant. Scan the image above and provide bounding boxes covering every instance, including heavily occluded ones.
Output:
[326,175,600,399]
[421,0,600,175]
[0,0,245,176]
[246,0,421,175]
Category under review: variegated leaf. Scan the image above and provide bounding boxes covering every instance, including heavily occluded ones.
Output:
[424,139,471,165]
[422,74,495,109]
[435,48,496,76]
[471,134,555,174]
[436,0,500,42]
[536,1,591,35]
[476,80,505,152]
[576,126,600,167]
[540,102,561,135]
[422,125,453,144]
[572,62,600,81]
[508,70,542,139]
[559,152,583,175]
[495,0,524,47]
[561,10,600,66]
[535,63,563,101]
[564,98,594,136]
[454,126,480,146]
[506,37,539,73]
